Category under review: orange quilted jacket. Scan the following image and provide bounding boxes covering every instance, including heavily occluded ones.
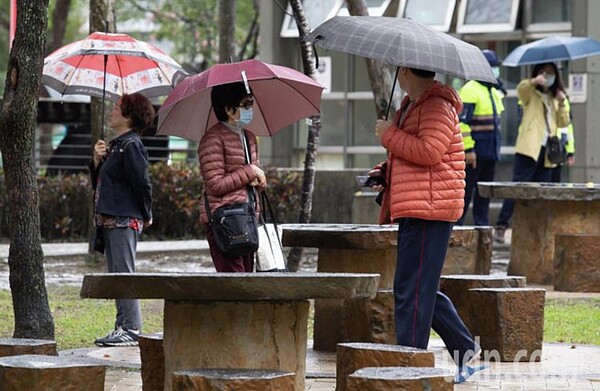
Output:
[378,81,466,224]
[198,122,261,224]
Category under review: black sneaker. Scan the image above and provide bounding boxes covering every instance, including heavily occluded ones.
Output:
[95,326,139,347]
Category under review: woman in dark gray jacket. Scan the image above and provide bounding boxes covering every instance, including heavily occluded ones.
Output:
[90,93,154,347]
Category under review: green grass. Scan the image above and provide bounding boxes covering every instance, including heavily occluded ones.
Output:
[0,288,598,350]
[0,285,163,350]
[543,298,600,345]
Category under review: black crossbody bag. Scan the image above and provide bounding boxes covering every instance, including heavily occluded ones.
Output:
[204,132,259,258]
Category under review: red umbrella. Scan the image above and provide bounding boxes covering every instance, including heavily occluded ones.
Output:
[42,32,188,102]
[156,59,324,141]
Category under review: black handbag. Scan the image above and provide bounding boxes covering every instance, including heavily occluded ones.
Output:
[204,131,259,258]
[542,102,568,164]
[204,192,259,258]
[546,135,567,164]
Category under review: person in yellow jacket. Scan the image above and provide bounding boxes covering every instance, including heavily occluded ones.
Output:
[551,98,576,182]
[457,49,505,226]
[494,62,570,243]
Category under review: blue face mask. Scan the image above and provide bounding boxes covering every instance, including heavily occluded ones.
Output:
[237,107,253,126]
[543,74,556,88]
[492,66,500,78]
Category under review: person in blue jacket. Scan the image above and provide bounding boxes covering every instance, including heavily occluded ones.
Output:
[89,93,154,347]
[457,49,505,226]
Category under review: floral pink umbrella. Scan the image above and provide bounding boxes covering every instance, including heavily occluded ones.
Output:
[42,32,188,102]
[156,59,324,141]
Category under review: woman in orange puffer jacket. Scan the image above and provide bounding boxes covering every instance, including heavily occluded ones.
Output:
[371,67,483,384]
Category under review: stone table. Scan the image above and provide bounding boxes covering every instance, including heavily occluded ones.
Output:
[281,223,492,351]
[478,181,600,284]
[80,272,379,391]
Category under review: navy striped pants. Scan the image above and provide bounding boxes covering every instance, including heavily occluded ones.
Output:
[394,218,477,366]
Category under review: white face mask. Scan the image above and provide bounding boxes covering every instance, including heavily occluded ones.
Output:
[237,107,253,126]
[543,74,556,88]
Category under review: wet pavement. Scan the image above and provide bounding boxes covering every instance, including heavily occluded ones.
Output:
[1,231,600,390]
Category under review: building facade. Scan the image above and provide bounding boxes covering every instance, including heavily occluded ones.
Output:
[259,0,600,183]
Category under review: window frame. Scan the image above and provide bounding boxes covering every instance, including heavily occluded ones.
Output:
[279,0,345,38]
[456,0,520,34]
[336,0,393,17]
[397,0,456,32]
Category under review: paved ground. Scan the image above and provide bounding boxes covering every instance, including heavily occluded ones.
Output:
[2,231,600,390]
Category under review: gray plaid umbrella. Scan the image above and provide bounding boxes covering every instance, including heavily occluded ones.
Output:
[306,16,496,84]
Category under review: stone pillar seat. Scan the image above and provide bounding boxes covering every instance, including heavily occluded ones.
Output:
[343,290,395,345]
[346,367,453,391]
[468,288,545,362]
[171,368,295,391]
[439,275,527,331]
[282,224,492,352]
[139,332,164,391]
[554,234,600,292]
[0,338,57,357]
[0,354,106,391]
[336,343,435,391]
[443,225,493,275]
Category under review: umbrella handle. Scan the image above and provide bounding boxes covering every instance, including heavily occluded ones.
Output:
[385,67,400,120]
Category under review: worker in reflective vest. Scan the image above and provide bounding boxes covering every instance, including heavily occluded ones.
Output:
[457,49,505,226]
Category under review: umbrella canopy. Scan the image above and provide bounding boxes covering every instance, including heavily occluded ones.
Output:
[306,16,496,83]
[157,59,324,141]
[502,36,600,67]
[42,32,188,102]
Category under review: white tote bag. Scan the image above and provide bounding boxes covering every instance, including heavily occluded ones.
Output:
[256,223,286,272]
[255,192,287,272]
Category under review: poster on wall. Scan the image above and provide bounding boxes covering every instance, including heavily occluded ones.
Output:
[314,56,332,93]
[568,73,587,103]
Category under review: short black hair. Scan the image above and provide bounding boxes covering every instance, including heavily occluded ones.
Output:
[211,82,250,122]
[409,68,436,79]
[120,93,155,134]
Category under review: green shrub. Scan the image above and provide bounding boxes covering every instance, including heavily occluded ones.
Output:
[0,164,303,242]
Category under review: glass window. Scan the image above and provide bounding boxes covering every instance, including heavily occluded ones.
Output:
[352,100,380,146]
[457,0,520,33]
[532,0,570,23]
[280,0,344,38]
[528,0,571,32]
[296,100,347,147]
[337,0,392,17]
[398,0,456,32]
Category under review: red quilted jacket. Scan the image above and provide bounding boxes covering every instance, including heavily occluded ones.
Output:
[198,122,261,224]
[378,81,466,224]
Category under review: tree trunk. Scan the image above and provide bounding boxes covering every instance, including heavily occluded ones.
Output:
[47,0,72,54]
[0,0,54,340]
[87,0,115,256]
[286,0,322,272]
[346,0,396,119]
[218,0,236,63]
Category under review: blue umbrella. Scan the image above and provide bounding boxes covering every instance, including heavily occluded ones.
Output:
[503,36,600,67]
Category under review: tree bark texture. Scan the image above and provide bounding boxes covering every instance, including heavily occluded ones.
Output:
[218,0,237,63]
[87,0,115,255]
[0,0,55,340]
[47,0,72,54]
[287,0,322,272]
[346,0,395,119]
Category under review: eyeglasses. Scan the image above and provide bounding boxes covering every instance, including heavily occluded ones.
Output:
[239,97,254,109]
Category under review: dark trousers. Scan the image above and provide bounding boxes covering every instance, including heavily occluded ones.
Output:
[551,165,562,183]
[394,218,477,366]
[496,149,552,227]
[205,223,254,272]
[457,159,496,226]
[104,227,141,330]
